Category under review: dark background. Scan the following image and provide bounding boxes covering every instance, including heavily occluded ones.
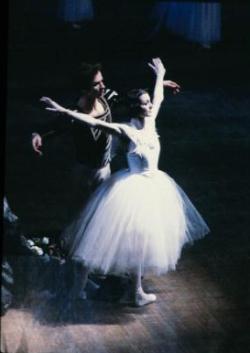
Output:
[5,1,250,229]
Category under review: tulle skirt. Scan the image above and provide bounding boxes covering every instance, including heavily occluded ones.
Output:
[150,2,221,46]
[62,169,209,275]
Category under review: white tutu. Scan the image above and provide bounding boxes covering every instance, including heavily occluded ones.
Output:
[62,168,209,275]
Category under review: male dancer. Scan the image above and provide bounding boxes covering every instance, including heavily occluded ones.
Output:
[32,62,121,300]
[32,62,118,191]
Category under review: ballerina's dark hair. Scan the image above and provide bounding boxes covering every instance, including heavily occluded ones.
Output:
[127,88,149,116]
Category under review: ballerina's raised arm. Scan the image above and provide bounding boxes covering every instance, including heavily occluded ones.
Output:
[147,58,166,120]
[148,58,181,121]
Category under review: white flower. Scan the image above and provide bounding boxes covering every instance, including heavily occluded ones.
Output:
[42,237,49,245]
[26,239,35,247]
[31,246,44,256]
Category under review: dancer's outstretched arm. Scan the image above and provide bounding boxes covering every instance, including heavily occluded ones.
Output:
[148,58,166,119]
[40,97,133,139]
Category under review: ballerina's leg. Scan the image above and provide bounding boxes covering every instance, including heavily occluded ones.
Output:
[132,265,157,307]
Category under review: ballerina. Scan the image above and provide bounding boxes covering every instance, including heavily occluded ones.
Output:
[41,58,209,306]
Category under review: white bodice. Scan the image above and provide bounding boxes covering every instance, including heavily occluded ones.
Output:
[127,124,160,173]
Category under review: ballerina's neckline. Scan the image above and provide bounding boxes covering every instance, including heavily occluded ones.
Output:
[128,119,159,153]
[130,118,159,140]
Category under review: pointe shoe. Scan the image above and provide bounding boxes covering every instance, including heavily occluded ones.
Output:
[134,291,157,307]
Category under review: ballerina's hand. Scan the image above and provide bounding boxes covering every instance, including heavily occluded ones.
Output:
[163,80,181,94]
[40,96,66,113]
[148,58,166,77]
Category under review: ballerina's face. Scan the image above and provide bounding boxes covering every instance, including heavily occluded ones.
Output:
[138,93,153,118]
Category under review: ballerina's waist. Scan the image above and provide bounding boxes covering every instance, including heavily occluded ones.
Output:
[129,167,158,176]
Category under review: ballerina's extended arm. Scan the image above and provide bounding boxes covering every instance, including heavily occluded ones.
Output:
[40,97,133,139]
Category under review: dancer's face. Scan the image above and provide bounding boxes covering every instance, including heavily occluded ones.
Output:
[91,71,106,98]
[138,93,153,118]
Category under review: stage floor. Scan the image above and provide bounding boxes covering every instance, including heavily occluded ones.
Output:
[2,254,249,353]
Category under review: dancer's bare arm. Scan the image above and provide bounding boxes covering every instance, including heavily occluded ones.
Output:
[40,97,134,140]
[148,58,166,119]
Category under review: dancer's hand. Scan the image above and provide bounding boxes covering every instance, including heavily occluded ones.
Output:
[31,133,43,156]
[163,80,181,94]
[40,97,67,113]
[148,58,166,78]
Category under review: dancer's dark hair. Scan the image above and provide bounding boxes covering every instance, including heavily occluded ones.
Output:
[127,89,149,116]
[76,62,102,91]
